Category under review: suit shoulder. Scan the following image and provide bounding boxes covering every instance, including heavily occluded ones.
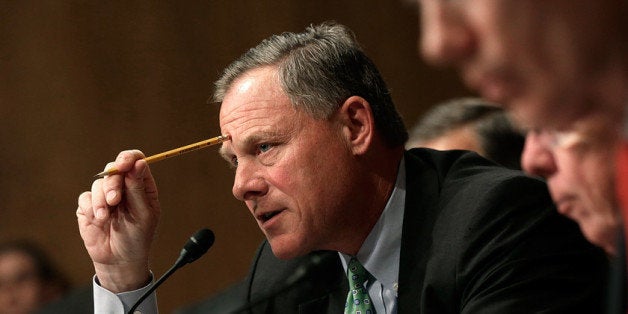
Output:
[405,148,545,193]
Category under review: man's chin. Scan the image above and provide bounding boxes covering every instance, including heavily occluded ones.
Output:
[582,224,618,256]
[268,237,309,260]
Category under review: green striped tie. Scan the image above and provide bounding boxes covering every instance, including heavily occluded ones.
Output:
[345,258,375,314]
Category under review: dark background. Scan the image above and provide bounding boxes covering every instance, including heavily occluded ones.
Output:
[0,1,468,312]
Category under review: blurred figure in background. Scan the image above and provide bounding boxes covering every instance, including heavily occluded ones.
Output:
[416,1,627,132]
[0,240,70,314]
[406,97,524,170]
[521,114,621,256]
[520,115,625,312]
[414,3,628,310]
[414,0,628,255]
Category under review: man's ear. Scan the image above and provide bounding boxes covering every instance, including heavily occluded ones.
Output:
[338,96,374,155]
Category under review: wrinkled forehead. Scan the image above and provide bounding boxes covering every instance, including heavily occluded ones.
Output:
[218,75,306,148]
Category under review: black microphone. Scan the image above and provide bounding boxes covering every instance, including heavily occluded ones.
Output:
[127,228,215,314]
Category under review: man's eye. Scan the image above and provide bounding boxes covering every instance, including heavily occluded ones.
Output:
[258,143,272,153]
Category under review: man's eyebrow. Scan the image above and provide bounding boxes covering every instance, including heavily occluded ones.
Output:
[217,134,259,161]
[245,131,287,145]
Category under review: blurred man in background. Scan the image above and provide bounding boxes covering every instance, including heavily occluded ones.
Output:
[416,0,627,131]
[521,114,621,256]
[415,1,628,311]
[406,97,524,170]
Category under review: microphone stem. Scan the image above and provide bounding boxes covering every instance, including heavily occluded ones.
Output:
[125,228,214,314]
[127,262,183,314]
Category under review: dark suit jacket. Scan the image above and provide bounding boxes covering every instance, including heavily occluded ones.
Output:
[606,231,626,314]
[180,149,608,314]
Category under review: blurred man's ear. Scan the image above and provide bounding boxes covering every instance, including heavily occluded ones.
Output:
[338,96,374,155]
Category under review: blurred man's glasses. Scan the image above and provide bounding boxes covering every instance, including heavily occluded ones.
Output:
[531,129,582,151]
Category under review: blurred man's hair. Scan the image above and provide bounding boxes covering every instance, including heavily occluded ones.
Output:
[407,97,525,170]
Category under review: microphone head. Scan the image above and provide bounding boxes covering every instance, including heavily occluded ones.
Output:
[179,228,215,265]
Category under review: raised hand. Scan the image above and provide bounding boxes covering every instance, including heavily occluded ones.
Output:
[77,150,161,292]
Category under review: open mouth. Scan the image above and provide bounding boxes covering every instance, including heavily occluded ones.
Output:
[257,210,283,223]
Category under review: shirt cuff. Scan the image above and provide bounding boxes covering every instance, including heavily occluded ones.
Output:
[93,273,158,314]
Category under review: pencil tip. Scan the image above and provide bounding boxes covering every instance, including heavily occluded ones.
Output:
[94,167,119,179]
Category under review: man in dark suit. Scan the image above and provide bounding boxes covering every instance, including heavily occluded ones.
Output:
[77,22,607,313]
[179,149,607,313]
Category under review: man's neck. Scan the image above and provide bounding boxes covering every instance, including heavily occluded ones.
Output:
[339,148,404,255]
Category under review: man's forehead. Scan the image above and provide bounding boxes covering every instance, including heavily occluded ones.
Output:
[231,74,260,96]
[219,98,293,128]
[229,66,279,97]
[219,71,284,118]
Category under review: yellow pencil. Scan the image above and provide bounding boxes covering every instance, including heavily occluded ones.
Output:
[94,134,230,178]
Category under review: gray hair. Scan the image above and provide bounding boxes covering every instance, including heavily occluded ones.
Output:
[213,21,407,147]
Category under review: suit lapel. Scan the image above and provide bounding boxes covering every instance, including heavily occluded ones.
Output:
[247,243,348,314]
[397,150,443,313]
[297,279,347,314]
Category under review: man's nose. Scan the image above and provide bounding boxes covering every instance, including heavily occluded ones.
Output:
[521,133,558,178]
[232,160,268,202]
[419,1,474,66]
